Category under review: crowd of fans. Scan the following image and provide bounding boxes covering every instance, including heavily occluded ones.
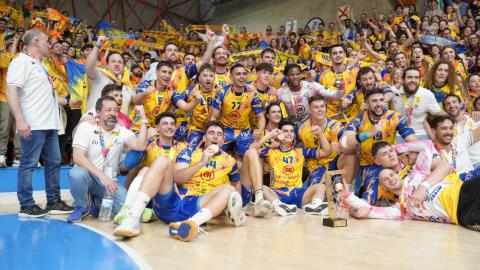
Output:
[2,0,480,238]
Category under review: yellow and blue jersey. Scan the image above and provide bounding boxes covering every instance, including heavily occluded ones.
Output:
[344,81,393,117]
[265,147,317,189]
[131,79,173,132]
[171,65,198,124]
[212,85,263,130]
[143,138,187,167]
[176,147,240,196]
[245,68,286,89]
[428,83,463,105]
[172,84,220,132]
[297,117,344,172]
[347,109,414,166]
[320,67,358,122]
[214,71,232,89]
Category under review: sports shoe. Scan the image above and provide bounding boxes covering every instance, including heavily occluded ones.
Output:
[45,200,74,214]
[18,205,48,218]
[12,158,20,167]
[273,202,297,216]
[254,198,272,217]
[0,155,6,168]
[169,220,199,242]
[226,191,246,226]
[114,206,155,224]
[67,207,89,223]
[303,202,329,216]
[113,216,141,238]
[89,205,100,218]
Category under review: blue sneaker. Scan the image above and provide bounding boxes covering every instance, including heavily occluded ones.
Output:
[67,207,89,223]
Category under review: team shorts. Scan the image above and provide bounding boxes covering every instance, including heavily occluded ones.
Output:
[222,127,254,157]
[273,187,307,208]
[152,185,201,224]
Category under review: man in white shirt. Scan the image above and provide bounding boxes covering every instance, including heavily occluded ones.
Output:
[430,115,480,181]
[67,96,148,223]
[85,36,135,115]
[390,67,443,139]
[7,29,74,218]
[442,94,480,168]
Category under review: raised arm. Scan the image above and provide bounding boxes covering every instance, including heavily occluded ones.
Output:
[86,36,108,80]
[125,106,148,151]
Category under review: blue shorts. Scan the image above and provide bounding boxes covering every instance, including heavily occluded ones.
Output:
[152,185,201,224]
[175,121,188,142]
[274,187,307,208]
[305,158,339,186]
[461,167,480,182]
[187,130,205,149]
[122,150,146,170]
[222,128,254,157]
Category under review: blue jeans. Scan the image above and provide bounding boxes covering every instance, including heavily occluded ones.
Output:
[68,167,126,214]
[18,130,61,207]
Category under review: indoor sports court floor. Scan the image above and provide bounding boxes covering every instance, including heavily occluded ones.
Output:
[0,168,479,270]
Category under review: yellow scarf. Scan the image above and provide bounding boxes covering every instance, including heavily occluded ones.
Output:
[99,67,134,90]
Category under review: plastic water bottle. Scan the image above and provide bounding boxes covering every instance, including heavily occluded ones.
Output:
[99,195,113,221]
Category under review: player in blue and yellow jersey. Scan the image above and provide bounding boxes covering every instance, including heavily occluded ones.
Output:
[247,63,288,129]
[340,67,393,117]
[172,64,221,149]
[131,61,176,132]
[174,121,272,217]
[114,112,188,224]
[113,152,246,242]
[141,30,215,140]
[251,119,332,216]
[342,89,417,196]
[246,48,286,89]
[210,64,266,158]
[297,96,356,186]
[319,45,359,123]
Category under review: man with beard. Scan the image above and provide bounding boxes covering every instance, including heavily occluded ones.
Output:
[277,64,344,124]
[430,115,480,181]
[442,94,480,168]
[212,46,232,88]
[67,96,148,223]
[340,67,393,118]
[390,67,442,140]
[342,89,417,197]
[319,45,359,123]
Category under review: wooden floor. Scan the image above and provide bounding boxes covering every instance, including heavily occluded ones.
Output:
[1,200,479,270]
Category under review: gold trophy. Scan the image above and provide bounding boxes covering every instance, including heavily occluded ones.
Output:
[323,169,348,228]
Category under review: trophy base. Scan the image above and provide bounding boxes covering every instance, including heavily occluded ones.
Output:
[323,218,347,228]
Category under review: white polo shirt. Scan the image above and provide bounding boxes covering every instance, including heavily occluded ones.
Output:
[86,68,135,115]
[6,53,60,131]
[391,86,441,136]
[72,122,135,175]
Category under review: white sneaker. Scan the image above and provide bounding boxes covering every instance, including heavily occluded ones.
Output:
[254,198,273,217]
[303,202,329,216]
[226,192,246,226]
[113,215,141,237]
[0,155,6,168]
[12,158,20,167]
[273,202,297,216]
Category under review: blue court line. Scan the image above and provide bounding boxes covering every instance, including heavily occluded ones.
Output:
[0,167,126,193]
[0,214,141,270]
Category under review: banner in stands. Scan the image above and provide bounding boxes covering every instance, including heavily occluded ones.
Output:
[306,17,324,33]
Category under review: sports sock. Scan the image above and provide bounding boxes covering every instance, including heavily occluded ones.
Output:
[254,189,264,201]
[128,192,150,219]
[124,176,143,207]
[188,208,212,226]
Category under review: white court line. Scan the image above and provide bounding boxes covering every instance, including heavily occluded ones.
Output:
[47,216,152,270]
